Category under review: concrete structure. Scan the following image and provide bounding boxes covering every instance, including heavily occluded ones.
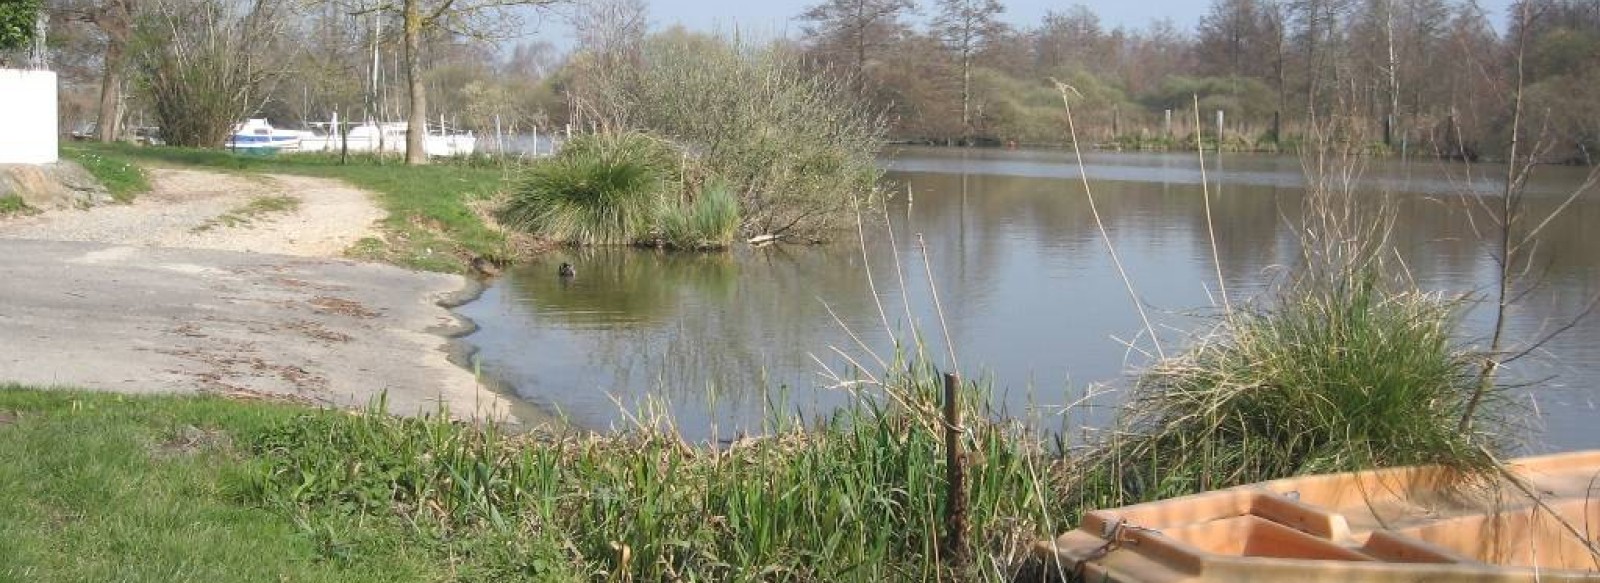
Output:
[0,69,58,164]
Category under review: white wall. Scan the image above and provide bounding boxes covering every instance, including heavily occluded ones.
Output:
[0,69,58,164]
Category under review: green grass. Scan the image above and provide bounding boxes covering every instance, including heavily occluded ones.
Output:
[657,181,741,249]
[193,195,301,232]
[0,367,1070,582]
[60,144,153,203]
[0,196,36,217]
[62,143,511,273]
[0,386,437,582]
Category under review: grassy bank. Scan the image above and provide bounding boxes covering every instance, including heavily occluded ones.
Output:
[60,143,153,203]
[0,379,1068,582]
[0,387,437,582]
[63,143,510,273]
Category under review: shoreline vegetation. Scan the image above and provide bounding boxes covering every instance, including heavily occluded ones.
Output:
[4,134,1519,581]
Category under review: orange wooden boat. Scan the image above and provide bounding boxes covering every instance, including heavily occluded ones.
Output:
[1030,451,1600,582]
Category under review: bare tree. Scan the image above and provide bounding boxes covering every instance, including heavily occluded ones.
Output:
[349,0,565,165]
[134,0,294,147]
[931,0,1003,142]
[797,0,914,79]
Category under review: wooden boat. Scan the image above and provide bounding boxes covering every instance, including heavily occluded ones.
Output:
[1028,451,1600,582]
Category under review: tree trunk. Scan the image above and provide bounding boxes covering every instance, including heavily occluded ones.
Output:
[95,41,124,142]
[960,49,971,143]
[403,0,428,165]
[93,0,133,143]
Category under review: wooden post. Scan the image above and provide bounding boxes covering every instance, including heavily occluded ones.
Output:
[942,372,968,563]
[1272,111,1281,145]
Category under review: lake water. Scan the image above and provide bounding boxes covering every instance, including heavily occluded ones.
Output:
[456,147,1600,452]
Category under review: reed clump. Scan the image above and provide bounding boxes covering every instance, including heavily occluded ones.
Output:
[242,364,1071,581]
[497,131,741,249]
[1075,138,1507,507]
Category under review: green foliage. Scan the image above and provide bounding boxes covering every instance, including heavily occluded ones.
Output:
[60,145,152,203]
[656,181,740,249]
[499,132,675,245]
[0,195,35,216]
[0,0,38,52]
[243,363,1067,581]
[194,195,300,231]
[576,32,886,239]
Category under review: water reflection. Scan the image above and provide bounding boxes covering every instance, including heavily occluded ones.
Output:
[458,148,1600,450]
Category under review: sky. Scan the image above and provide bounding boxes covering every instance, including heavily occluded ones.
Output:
[530,0,1521,49]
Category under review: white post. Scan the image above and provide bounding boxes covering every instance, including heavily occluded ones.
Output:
[494,114,504,156]
[1216,110,1225,146]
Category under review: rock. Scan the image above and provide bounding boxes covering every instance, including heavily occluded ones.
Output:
[0,161,114,210]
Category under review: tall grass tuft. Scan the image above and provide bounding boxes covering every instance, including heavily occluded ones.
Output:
[497,132,674,245]
[656,181,740,250]
[1076,133,1505,507]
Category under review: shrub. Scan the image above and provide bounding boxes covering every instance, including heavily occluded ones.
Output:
[571,31,886,241]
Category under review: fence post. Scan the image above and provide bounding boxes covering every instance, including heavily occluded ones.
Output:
[943,372,968,563]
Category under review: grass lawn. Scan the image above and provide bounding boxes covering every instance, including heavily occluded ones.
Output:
[0,387,438,582]
[62,143,515,273]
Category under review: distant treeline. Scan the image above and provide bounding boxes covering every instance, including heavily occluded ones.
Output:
[794,0,1600,163]
[40,0,1600,163]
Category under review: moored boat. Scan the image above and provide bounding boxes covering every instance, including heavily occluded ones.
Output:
[1028,450,1600,582]
[296,115,476,157]
[224,118,305,153]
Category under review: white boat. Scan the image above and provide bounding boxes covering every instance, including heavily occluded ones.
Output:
[224,118,306,152]
[298,114,477,157]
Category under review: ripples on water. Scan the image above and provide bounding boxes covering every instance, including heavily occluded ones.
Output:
[457,147,1600,451]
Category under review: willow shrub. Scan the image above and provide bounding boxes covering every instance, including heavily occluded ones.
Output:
[571,31,886,241]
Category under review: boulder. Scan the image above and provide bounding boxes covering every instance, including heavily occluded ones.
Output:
[0,162,114,210]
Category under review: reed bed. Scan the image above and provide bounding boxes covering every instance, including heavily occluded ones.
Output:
[243,365,1072,581]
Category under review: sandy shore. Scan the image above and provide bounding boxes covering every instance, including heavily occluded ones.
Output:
[0,168,519,422]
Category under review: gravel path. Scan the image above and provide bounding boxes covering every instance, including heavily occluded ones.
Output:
[0,168,384,258]
[0,168,534,424]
